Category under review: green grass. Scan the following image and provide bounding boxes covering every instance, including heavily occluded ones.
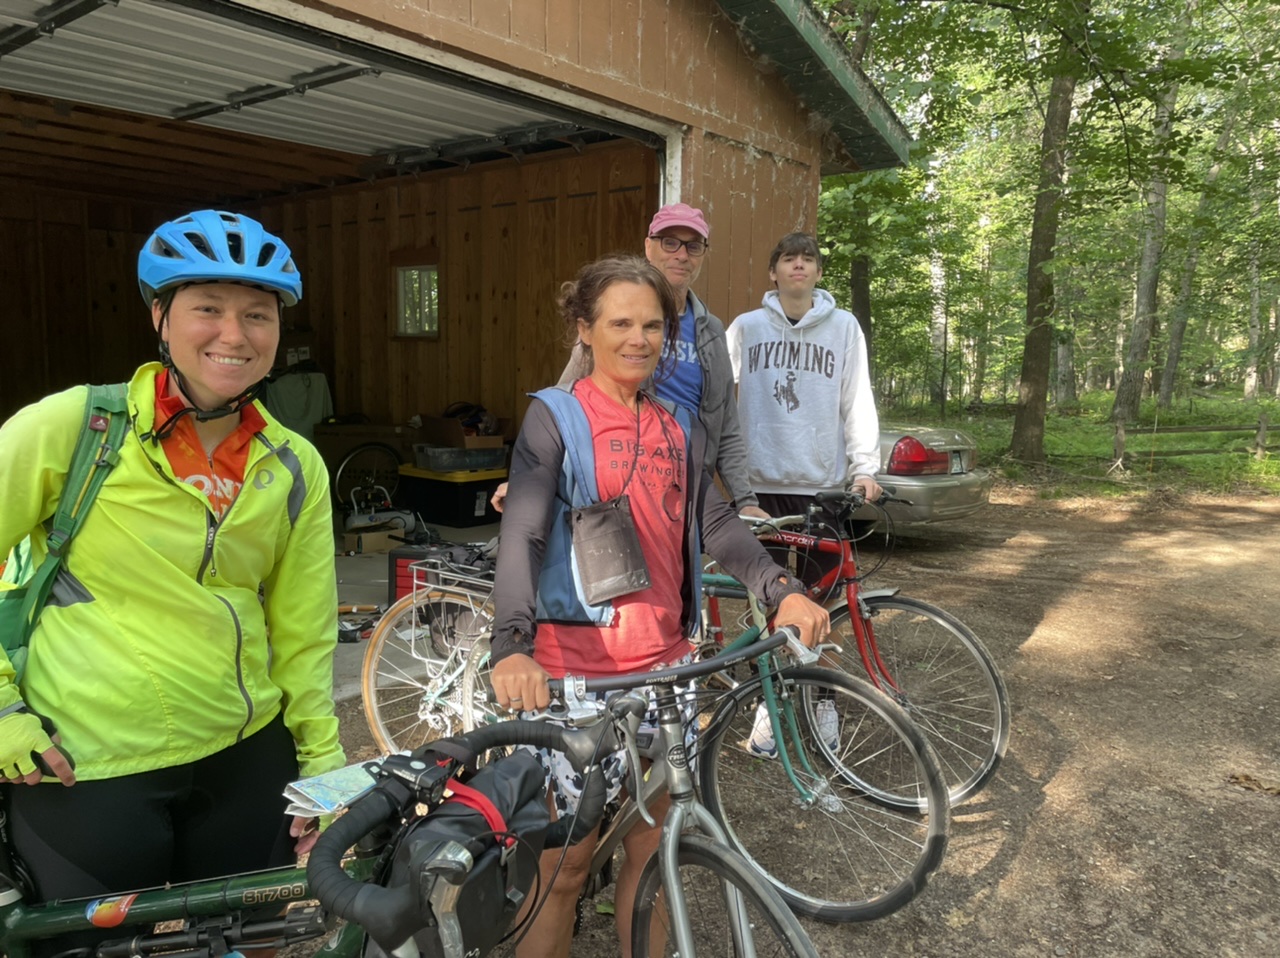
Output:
[888,390,1280,497]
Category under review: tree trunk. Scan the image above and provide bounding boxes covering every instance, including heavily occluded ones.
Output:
[1159,112,1235,407]
[850,252,873,373]
[1245,237,1261,399]
[1010,69,1078,463]
[1113,80,1181,422]
[930,250,948,411]
[1055,331,1077,404]
[1273,299,1280,399]
[1113,12,1188,422]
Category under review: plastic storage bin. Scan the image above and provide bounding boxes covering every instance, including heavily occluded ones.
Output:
[413,443,506,472]
[398,465,507,528]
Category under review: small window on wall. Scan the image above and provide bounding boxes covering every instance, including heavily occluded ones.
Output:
[396,264,439,338]
[392,247,441,339]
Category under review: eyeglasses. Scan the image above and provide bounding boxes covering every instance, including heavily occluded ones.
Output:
[650,235,708,256]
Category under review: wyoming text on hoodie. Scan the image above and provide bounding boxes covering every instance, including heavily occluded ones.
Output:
[725,287,880,495]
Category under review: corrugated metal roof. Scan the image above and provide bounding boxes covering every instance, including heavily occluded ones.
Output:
[0,0,589,159]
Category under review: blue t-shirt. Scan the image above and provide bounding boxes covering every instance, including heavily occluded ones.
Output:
[655,300,703,414]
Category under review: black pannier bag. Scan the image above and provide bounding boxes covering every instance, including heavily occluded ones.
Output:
[364,748,551,958]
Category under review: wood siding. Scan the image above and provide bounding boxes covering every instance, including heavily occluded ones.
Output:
[0,193,169,419]
[1,141,658,425]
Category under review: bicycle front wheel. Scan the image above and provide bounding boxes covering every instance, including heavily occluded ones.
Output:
[834,595,1010,806]
[361,590,494,752]
[631,834,818,958]
[698,667,949,923]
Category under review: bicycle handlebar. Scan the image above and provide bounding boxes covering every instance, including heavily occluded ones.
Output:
[545,626,795,698]
[307,721,609,953]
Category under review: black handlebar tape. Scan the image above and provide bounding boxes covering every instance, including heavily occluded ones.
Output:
[307,786,421,953]
[307,719,616,944]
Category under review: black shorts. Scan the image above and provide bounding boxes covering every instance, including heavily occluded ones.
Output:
[6,713,299,901]
[755,492,844,587]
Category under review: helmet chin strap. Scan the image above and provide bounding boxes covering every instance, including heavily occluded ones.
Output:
[150,337,264,442]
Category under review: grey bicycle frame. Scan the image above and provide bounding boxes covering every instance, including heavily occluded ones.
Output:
[584,688,762,958]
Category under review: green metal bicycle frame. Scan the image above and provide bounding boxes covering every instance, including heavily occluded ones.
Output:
[0,859,376,958]
[706,594,825,804]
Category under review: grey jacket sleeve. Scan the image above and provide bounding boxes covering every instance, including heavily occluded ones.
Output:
[489,401,565,664]
[696,460,803,608]
[711,379,757,509]
[699,310,758,510]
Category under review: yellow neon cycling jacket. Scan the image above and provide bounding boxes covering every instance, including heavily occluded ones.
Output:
[0,364,343,781]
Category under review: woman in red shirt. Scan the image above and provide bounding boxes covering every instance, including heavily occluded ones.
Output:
[489,254,828,958]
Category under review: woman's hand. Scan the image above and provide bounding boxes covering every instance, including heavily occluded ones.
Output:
[490,482,509,513]
[775,592,831,649]
[491,653,551,711]
[290,814,327,856]
[0,710,76,786]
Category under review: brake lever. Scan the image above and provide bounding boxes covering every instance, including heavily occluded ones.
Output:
[609,693,654,827]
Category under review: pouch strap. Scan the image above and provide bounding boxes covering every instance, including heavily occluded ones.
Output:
[445,777,514,848]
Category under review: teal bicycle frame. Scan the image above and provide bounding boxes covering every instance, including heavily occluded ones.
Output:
[0,858,377,958]
[702,572,833,806]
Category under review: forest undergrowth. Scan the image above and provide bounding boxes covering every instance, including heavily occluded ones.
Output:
[889,390,1280,497]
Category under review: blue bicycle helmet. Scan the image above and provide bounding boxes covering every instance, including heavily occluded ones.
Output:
[138,210,302,306]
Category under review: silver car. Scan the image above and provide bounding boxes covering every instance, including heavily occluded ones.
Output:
[858,425,994,524]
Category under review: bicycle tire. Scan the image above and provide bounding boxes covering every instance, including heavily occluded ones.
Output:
[698,666,949,923]
[360,590,494,752]
[333,441,402,508]
[630,833,819,958]
[832,595,1010,807]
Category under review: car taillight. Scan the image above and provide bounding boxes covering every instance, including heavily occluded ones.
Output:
[886,436,950,476]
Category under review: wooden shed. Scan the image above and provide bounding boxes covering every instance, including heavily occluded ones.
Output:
[0,0,909,434]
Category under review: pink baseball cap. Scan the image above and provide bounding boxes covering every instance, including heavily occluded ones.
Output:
[648,203,710,240]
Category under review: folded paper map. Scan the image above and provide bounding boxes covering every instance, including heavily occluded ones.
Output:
[284,761,380,817]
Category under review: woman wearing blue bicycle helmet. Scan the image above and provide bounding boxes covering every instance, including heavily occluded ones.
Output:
[0,210,343,902]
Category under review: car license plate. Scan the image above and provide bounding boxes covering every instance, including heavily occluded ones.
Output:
[950,452,964,474]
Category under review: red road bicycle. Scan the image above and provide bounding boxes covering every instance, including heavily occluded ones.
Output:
[703,490,1010,807]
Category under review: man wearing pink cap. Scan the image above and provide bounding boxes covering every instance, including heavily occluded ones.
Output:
[558,202,765,517]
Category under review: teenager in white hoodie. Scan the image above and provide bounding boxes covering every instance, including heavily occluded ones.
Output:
[726,232,883,569]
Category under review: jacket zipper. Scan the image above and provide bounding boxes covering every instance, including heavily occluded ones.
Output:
[195,439,286,738]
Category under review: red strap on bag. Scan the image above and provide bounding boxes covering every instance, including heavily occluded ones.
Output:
[445,778,515,848]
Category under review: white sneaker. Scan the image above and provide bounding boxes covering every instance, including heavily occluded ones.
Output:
[815,698,840,751]
[747,702,777,758]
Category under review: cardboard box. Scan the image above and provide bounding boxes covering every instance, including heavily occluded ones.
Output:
[342,525,400,554]
[419,416,511,449]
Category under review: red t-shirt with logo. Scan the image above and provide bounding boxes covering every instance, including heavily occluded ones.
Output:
[534,378,691,678]
[153,369,265,519]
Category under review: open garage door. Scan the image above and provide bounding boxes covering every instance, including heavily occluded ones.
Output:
[0,0,663,204]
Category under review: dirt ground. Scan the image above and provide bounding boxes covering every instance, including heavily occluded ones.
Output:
[336,485,1280,957]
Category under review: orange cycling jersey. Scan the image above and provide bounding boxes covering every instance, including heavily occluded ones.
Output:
[153,369,266,518]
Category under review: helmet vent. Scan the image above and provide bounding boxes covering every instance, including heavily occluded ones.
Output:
[257,242,277,267]
[226,232,244,264]
[185,232,216,261]
[150,237,182,259]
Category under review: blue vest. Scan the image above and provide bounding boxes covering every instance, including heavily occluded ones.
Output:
[531,385,703,632]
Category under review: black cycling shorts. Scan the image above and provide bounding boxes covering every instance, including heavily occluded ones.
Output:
[6,713,299,901]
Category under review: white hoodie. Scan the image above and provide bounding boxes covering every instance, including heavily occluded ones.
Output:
[726,288,880,495]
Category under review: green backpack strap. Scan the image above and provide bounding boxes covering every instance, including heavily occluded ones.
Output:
[10,383,130,660]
